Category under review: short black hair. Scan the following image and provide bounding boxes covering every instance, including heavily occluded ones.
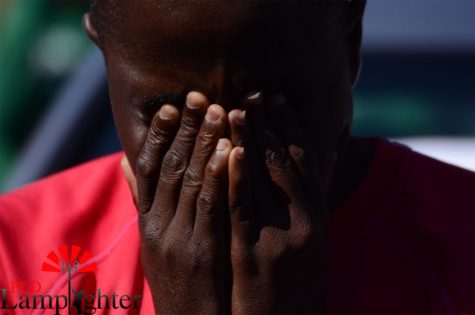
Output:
[90,0,123,45]
[90,0,366,46]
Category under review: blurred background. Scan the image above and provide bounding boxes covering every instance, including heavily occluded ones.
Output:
[0,0,474,192]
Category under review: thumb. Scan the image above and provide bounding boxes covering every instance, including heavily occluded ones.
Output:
[120,155,139,208]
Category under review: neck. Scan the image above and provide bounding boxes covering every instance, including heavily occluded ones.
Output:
[327,136,375,213]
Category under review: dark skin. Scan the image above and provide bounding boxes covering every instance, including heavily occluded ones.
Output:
[83,1,371,313]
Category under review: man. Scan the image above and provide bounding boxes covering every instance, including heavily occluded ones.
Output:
[0,1,473,314]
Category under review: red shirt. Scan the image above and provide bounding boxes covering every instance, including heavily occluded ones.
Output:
[1,138,474,314]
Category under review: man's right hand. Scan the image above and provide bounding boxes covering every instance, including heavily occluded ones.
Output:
[129,91,231,315]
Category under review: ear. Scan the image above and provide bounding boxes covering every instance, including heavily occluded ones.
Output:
[82,12,102,48]
[346,0,366,88]
[346,18,363,88]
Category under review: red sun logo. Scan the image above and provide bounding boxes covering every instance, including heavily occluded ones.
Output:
[41,245,97,273]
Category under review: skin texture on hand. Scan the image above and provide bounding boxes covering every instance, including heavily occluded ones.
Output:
[126,92,233,314]
[228,94,327,314]
[122,91,328,314]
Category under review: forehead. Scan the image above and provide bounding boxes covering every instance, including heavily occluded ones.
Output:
[100,0,346,58]
[102,1,259,55]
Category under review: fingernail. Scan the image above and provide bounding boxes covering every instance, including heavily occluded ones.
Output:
[159,105,176,120]
[186,91,205,109]
[246,91,263,106]
[235,147,245,159]
[216,139,228,151]
[235,110,246,126]
[206,107,221,123]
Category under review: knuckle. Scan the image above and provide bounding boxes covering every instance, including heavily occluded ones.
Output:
[149,119,171,143]
[205,161,221,178]
[168,222,194,240]
[158,241,178,265]
[290,222,319,250]
[188,242,214,267]
[137,199,153,214]
[161,150,187,182]
[288,144,306,164]
[257,230,289,263]
[158,232,191,264]
[136,155,157,178]
[196,192,215,212]
[179,115,201,139]
[149,121,170,145]
[182,167,203,189]
[139,215,162,248]
[265,149,292,175]
[265,150,292,183]
[196,129,216,149]
[205,161,219,176]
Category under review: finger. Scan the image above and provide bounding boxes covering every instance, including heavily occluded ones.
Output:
[228,147,255,252]
[267,95,321,205]
[175,104,227,227]
[121,155,139,207]
[193,138,232,239]
[247,95,316,239]
[228,109,246,146]
[135,105,180,214]
[246,94,304,204]
[242,93,279,225]
[152,91,209,228]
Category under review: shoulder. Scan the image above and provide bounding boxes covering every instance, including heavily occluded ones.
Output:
[0,152,137,281]
[0,153,143,303]
[0,151,136,233]
[328,138,475,312]
[376,139,474,308]
[340,137,475,216]
[384,138,475,214]
[0,152,130,215]
[366,137,475,239]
